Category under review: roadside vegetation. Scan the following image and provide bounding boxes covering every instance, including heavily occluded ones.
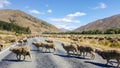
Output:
[43,28,120,34]
[42,34,120,49]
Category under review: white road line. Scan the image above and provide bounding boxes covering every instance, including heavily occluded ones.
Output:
[0,43,17,55]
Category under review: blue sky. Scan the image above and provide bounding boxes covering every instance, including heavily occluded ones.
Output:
[0,0,120,30]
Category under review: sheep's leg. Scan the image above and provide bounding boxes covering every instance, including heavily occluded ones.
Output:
[0,48,1,51]
[106,59,113,65]
[116,59,120,67]
[85,52,87,56]
[106,59,109,65]
[45,48,47,52]
[79,51,82,56]
[53,48,56,54]
[41,47,44,52]
[23,55,26,60]
[41,47,43,51]
[16,55,19,60]
[76,50,79,56]
[91,52,95,60]
[67,51,69,55]
[73,50,75,55]
[37,47,39,51]
[36,46,39,51]
[19,55,22,60]
[29,54,32,61]
[74,49,77,55]
[18,55,21,60]
[49,48,50,52]
[83,52,85,58]
[109,61,113,65]
[39,47,41,50]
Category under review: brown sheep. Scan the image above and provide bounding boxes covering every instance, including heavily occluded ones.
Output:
[18,40,23,44]
[95,49,120,67]
[23,39,28,43]
[41,42,56,53]
[32,42,44,50]
[9,46,32,61]
[77,44,95,59]
[45,39,53,43]
[9,39,16,43]
[61,43,78,55]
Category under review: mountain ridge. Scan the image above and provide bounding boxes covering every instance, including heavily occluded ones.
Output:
[74,14,120,32]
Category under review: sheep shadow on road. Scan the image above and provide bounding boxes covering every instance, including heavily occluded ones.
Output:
[84,61,115,68]
[31,49,54,54]
[2,59,30,62]
[55,54,90,60]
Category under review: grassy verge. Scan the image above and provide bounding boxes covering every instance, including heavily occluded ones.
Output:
[53,37,120,50]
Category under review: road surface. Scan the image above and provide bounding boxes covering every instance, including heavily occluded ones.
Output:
[0,37,117,68]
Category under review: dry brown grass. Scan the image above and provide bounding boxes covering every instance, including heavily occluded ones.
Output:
[54,37,120,50]
[0,34,19,48]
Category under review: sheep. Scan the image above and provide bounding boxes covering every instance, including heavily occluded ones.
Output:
[95,49,120,67]
[72,38,79,41]
[23,39,27,42]
[41,42,56,53]
[32,42,44,50]
[98,37,105,41]
[9,39,16,43]
[61,43,78,55]
[23,39,28,44]
[18,39,23,44]
[45,39,53,43]
[0,44,4,51]
[9,46,32,61]
[77,44,95,59]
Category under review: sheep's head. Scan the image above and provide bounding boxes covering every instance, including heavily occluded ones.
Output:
[9,47,15,51]
[61,43,65,47]
[9,47,19,51]
[33,42,38,45]
[95,48,102,53]
[32,42,35,44]
[0,44,3,48]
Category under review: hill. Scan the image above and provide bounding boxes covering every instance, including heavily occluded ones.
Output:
[74,14,120,32]
[0,9,60,34]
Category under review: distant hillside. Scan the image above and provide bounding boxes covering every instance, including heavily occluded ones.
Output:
[0,9,60,34]
[59,28,69,32]
[74,14,120,32]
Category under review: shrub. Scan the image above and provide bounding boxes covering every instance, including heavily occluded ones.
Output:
[0,21,31,34]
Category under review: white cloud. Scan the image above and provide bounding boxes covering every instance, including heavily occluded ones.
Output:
[99,2,107,9]
[29,9,44,14]
[50,12,86,23]
[47,9,52,13]
[93,2,107,9]
[67,12,86,17]
[0,0,11,9]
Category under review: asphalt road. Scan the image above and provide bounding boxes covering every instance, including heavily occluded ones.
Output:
[0,37,118,68]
